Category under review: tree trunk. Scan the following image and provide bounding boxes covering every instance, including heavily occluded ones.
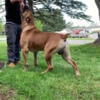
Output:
[94,0,100,45]
[94,32,100,45]
[95,0,100,19]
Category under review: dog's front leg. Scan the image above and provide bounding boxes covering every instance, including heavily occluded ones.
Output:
[22,48,29,71]
[34,51,38,67]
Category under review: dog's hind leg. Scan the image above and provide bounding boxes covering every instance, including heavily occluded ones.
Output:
[22,48,29,71]
[34,51,38,67]
[60,46,80,76]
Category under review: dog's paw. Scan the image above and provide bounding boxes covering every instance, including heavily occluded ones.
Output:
[76,71,81,76]
[23,68,28,72]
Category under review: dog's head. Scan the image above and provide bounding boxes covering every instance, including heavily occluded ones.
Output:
[22,6,34,24]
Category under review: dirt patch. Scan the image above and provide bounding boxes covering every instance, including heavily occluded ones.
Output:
[0,89,16,100]
[0,61,5,69]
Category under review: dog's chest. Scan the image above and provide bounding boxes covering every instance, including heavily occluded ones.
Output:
[28,39,45,51]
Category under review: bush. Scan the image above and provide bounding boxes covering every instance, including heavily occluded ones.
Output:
[0,23,4,30]
[35,20,43,31]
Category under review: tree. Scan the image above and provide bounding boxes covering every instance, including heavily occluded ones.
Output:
[0,0,5,13]
[35,20,43,31]
[95,0,100,19]
[27,0,91,22]
[0,0,91,21]
[0,18,4,33]
[94,0,100,45]
[0,0,91,32]
[27,0,91,31]
[0,23,4,32]
[37,9,66,31]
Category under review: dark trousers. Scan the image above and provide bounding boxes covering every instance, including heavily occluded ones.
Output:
[5,22,22,63]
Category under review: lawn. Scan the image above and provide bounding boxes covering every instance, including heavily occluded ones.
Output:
[0,41,100,100]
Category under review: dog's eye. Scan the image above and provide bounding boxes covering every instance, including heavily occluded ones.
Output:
[26,17,29,21]
[26,17,31,23]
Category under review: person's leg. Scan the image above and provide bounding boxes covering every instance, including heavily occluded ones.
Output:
[5,23,17,66]
[15,24,22,64]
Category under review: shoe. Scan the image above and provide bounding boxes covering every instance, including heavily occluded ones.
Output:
[15,61,21,65]
[8,62,15,67]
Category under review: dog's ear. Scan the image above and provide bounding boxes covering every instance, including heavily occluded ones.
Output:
[61,34,70,40]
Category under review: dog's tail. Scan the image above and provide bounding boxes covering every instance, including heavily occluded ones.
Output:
[60,33,70,40]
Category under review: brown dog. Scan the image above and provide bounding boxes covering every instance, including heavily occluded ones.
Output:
[20,6,80,76]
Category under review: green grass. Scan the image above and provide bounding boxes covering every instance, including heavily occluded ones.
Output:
[0,42,100,100]
[0,35,6,38]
